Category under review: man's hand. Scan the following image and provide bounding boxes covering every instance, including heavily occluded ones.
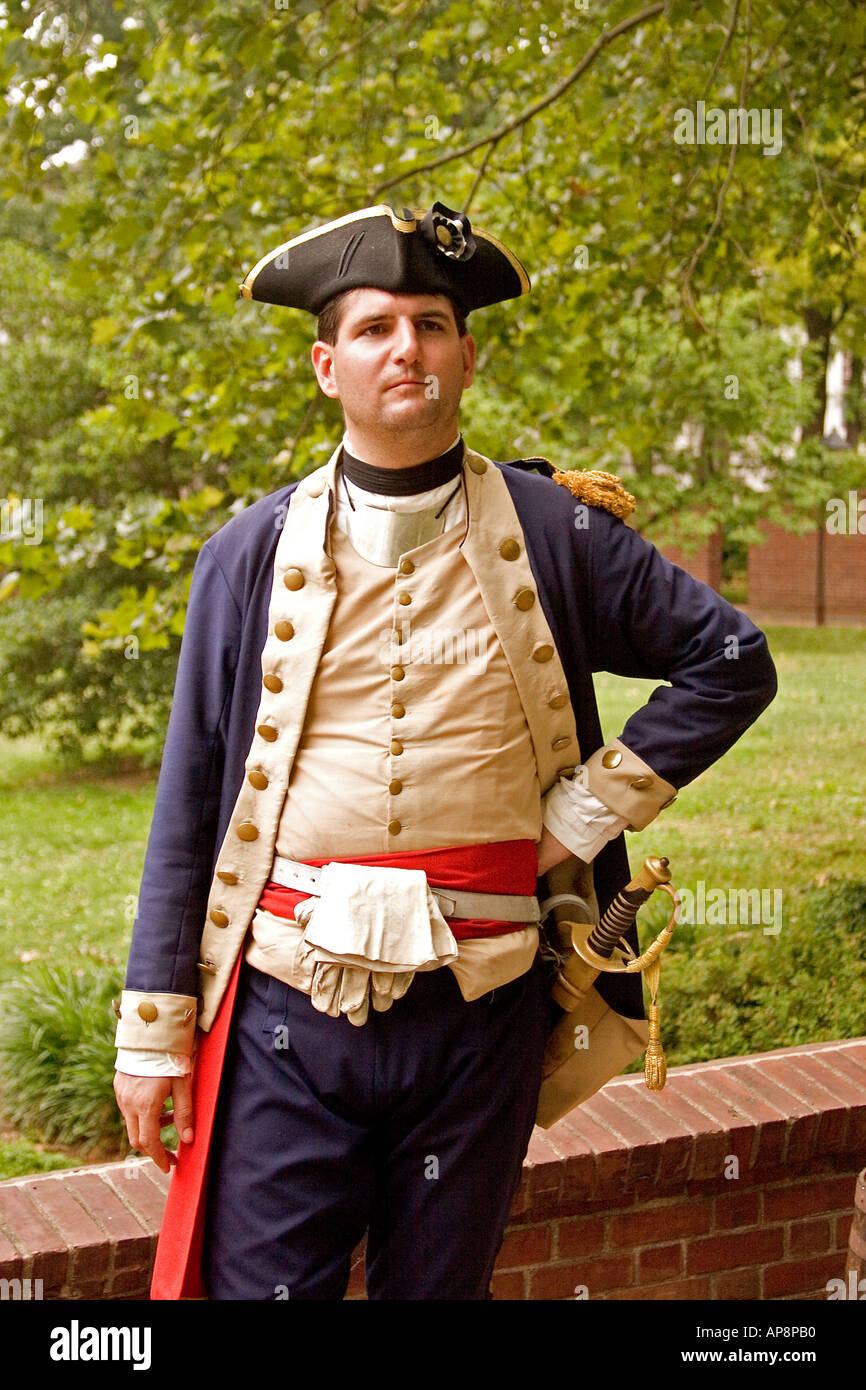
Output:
[113,1072,194,1175]
[535,825,573,878]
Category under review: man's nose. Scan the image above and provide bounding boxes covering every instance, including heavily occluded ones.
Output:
[390,320,422,363]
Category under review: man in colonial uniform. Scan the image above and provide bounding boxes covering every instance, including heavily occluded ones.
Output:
[114,202,777,1300]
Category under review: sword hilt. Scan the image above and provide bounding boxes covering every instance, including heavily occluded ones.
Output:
[587,856,672,957]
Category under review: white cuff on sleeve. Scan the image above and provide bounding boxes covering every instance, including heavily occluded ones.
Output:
[115,1048,194,1078]
[542,766,631,863]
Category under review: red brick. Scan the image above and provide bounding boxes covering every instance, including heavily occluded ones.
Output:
[764,1252,847,1298]
[608,1275,711,1300]
[495,1223,551,1268]
[638,1242,683,1281]
[509,1177,532,1217]
[490,1269,526,1300]
[20,1179,110,1282]
[0,1187,67,1286]
[105,1166,170,1234]
[713,1189,761,1230]
[552,1151,597,1200]
[713,1266,762,1299]
[602,1085,695,1185]
[555,1215,607,1258]
[63,1173,149,1243]
[736,1066,821,1164]
[692,1069,787,1168]
[543,1118,595,1159]
[576,1093,662,1185]
[524,1134,562,1204]
[837,1211,858,1251]
[763,1173,858,1222]
[812,1048,866,1088]
[528,1253,633,1300]
[0,1229,22,1272]
[760,1057,854,1153]
[687,1226,784,1276]
[641,1084,731,1181]
[554,1108,633,1193]
[789,1217,832,1256]
[609,1200,710,1247]
[110,1266,153,1297]
[67,1278,109,1299]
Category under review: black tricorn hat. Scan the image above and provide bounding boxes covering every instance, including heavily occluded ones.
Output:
[239,201,530,315]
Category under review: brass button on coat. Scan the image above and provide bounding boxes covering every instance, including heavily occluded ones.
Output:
[391,702,406,719]
[602,749,623,768]
[630,775,653,789]
[552,736,571,751]
[514,588,535,610]
[389,779,403,795]
[499,538,520,561]
[283,568,304,591]
[257,723,278,742]
[532,642,554,663]
[549,692,568,709]
[388,820,402,836]
[467,456,487,474]
[263,674,283,693]
[397,592,412,606]
[247,770,269,790]
[390,739,403,755]
[237,823,259,841]
[209,909,229,928]
[137,1001,158,1023]
[391,665,405,681]
[274,620,294,641]
[398,558,415,576]
[217,870,238,885]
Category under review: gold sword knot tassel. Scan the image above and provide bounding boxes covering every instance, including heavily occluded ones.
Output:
[642,958,666,1091]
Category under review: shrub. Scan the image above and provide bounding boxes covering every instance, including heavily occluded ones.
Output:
[0,959,126,1157]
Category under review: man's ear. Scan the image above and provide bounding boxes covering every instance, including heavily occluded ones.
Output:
[311,340,340,398]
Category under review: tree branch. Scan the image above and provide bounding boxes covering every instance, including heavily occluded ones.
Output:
[368,2,667,200]
[678,0,752,330]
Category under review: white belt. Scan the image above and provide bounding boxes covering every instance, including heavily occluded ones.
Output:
[271,854,541,923]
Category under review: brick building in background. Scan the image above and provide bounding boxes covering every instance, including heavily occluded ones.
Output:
[643,494,865,625]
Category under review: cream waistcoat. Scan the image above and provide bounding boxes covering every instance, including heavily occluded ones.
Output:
[195,445,581,1029]
[244,495,546,1001]
[272,509,542,856]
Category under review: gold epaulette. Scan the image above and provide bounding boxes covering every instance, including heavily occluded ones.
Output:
[551,468,636,520]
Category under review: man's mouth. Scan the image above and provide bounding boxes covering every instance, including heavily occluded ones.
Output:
[386,380,426,389]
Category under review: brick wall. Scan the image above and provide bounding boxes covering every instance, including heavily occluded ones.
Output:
[1,1038,863,1301]
[748,497,866,621]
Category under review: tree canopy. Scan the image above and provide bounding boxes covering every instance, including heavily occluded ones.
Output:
[1,0,864,749]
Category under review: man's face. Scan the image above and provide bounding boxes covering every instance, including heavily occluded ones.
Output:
[310,288,476,441]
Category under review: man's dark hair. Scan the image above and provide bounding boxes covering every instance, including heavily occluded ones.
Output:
[316,289,467,344]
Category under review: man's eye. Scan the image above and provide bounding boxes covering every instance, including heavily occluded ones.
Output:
[419,320,444,330]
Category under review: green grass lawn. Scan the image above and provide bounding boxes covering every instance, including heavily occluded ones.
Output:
[0,623,863,1173]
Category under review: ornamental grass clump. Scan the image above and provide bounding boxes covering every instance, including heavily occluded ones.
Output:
[0,961,126,1157]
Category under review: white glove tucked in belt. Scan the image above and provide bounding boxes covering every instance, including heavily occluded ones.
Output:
[292,862,458,1026]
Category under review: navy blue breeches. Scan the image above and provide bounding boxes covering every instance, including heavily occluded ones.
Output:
[202,955,549,1300]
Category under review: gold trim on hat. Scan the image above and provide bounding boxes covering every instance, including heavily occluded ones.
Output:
[239,204,418,299]
[473,228,530,294]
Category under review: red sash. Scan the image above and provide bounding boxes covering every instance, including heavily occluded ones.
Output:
[149,839,537,1299]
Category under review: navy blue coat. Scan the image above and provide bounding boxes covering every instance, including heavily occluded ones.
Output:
[125,461,777,1021]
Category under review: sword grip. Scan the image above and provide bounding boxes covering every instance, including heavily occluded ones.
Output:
[587,856,672,958]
